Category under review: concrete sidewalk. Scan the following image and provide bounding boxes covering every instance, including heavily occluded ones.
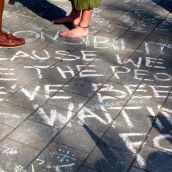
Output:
[0,0,172,171]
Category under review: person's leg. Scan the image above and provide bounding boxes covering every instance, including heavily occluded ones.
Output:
[0,0,25,47]
[52,0,81,26]
[9,0,16,5]
[52,8,81,26]
[60,9,92,38]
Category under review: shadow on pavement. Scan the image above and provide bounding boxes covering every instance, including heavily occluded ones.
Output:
[152,0,172,12]
[83,125,134,172]
[15,0,66,21]
[145,105,172,172]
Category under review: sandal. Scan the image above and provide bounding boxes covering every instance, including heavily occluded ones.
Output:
[0,32,25,48]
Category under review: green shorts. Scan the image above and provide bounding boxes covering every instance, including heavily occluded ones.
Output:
[70,0,101,10]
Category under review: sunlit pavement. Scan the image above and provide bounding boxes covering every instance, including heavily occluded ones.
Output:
[0,0,172,171]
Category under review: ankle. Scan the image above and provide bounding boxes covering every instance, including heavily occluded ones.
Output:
[78,23,89,29]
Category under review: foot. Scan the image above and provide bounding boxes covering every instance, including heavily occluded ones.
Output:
[52,10,81,26]
[0,32,25,48]
[60,25,89,38]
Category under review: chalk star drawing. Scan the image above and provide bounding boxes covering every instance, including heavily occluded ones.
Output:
[46,149,76,171]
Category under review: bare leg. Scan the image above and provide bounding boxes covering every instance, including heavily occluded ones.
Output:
[0,0,25,47]
[52,9,81,26]
[60,9,92,38]
[9,0,15,5]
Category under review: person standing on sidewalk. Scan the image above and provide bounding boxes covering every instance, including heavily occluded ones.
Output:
[0,0,25,47]
[52,0,101,38]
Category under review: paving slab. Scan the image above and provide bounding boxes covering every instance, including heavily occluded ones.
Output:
[8,120,59,150]
[0,138,40,172]
[77,166,98,172]
[1,0,172,171]
[129,167,147,172]
[29,142,87,172]
[0,124,13,141]
[85,144,134,172]
[46,90,89,113]
[134,145,172,172]
[0,102,33,128]
[146,127,172,152]
[63,77,102,98]
[29,103,75,129]
[55,122,103,154]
